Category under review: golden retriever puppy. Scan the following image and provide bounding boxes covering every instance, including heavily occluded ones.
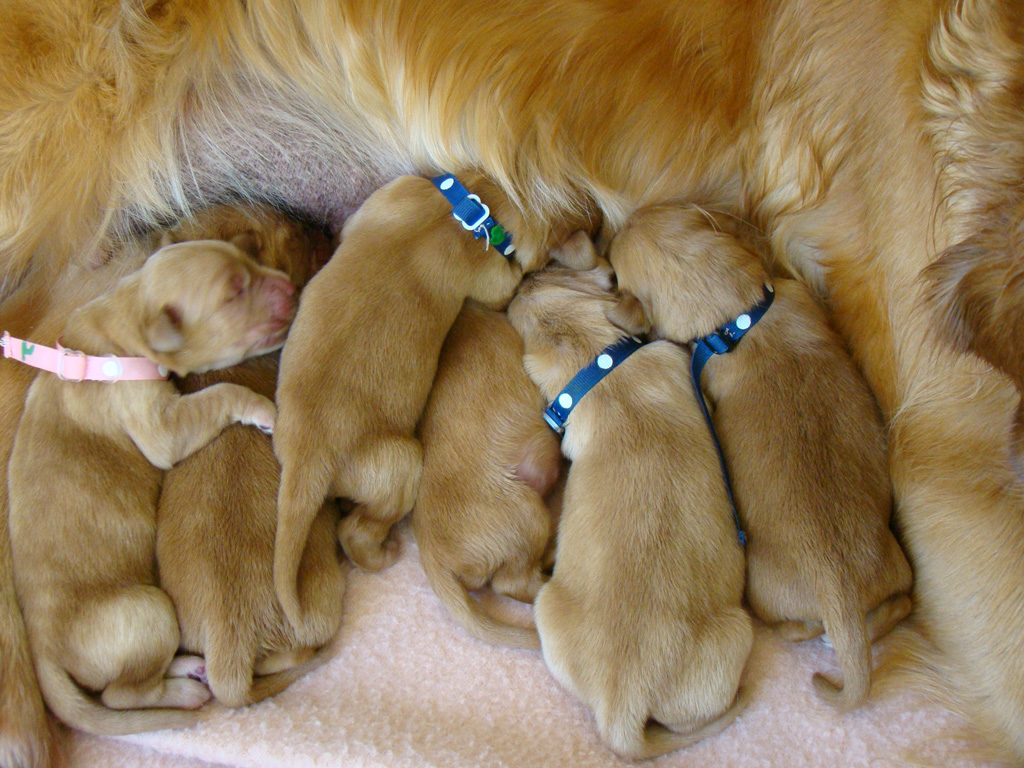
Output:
[272,172,583,628]
[155,204,345,708]
[159,355,345,707]
[4,0,1024,759]
[412,301,560,651]
[606,205,914,710]
[8,240,290,736]
[507,258,751,760]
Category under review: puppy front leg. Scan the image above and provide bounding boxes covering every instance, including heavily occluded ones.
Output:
[337,436,422,572]
[131,384,277,469]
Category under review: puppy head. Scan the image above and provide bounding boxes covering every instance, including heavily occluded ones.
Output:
[507,251,639,398]
[609,203,768,341]
[136,239,297,375]
[160,203,334,289]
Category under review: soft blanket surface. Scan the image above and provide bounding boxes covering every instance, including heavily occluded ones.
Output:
[67,525,994,768]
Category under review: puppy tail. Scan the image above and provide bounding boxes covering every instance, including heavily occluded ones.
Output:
[274,465,331,633]
[812,578,872,711]
[34,657,208,737]
[421,555,541,651]
[602,685,749,760]
[245,645,336,704]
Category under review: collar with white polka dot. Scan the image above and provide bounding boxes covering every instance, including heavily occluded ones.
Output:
[542,335,645,434]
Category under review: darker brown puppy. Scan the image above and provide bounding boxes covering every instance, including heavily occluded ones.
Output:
[412,301,560,650]
[156,204,345,708]
[607,205,914,711]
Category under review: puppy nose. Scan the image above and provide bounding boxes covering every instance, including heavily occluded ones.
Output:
[265,276,297,316]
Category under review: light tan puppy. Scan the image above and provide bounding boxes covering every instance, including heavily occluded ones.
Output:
[412,301,560,651]
[507,257,752,760]
[8,241,292,736]
[156,204,345,708]
[607,205,914,710]
[273,172,584,629]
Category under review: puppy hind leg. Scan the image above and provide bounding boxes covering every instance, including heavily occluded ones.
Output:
[337,436,422,572]
[73,587,210,711]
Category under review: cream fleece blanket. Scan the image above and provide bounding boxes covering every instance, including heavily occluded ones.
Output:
[64,524,993,768]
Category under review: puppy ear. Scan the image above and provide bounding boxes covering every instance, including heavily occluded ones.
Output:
[229,231,263,260]
[549,231,598,270]
[606,292,651,336]
[145,305,184,353]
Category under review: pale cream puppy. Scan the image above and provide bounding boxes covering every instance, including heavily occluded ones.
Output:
[412,301,561,650]
[272,172,585,630]
[506,255,751,761]
[607,204,914,710]
[156,204,345,708]
[8,241,289,736]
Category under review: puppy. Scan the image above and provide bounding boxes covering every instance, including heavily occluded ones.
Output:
[607,205,914,710]
[156,204,345,708]
[507,256,752,760]
[8,240,291,736]
[412,301,560,651]
[273,172,585,629]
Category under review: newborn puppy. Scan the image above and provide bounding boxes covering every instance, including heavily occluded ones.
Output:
[156,205,345,708]
[507,256,751,760]
[412,301,561,650]
[608,204,914,710]
[8,241,290,735]
[273,172,583,629]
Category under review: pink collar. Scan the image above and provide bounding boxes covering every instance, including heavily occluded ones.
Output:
[2,332,169,382]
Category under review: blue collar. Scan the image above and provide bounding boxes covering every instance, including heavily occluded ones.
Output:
[689,282,776,547]
[543,335,644,434]
[431,173,516,259]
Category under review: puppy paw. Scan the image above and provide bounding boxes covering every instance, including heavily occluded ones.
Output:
[167,654,208,685]
[338,515,400,572]
[239,396,277,434]
[162,678,212,710]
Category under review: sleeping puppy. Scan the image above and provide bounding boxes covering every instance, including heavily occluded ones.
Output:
[273,172,584,629]
[156,204,345,708]
[8,240,290,736]
[507,256,751,760]
[606,204,914,710]
[412,301,560,651]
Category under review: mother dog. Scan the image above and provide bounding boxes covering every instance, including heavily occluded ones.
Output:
[1,0,1022,765]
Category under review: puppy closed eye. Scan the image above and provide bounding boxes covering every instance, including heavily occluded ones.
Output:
[226,271,251,301]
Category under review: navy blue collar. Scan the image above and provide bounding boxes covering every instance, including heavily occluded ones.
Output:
[689,282,776,547]
[431,173,516,259]
[543,335,644,434]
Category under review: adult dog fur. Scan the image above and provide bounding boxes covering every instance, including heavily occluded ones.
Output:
[412,301,560,651]
[1,0,1024,762]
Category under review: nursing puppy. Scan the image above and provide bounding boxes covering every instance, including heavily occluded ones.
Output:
[507,258,751,760]
[412,301,560,651]
[4,0,1024,759]
[156,204,344,708]
[607,205,914,710]
[8,241,290,736]
[273,172,582,629]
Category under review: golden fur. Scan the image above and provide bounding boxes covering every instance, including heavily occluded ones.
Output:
[1,0,1024,762]
[8,240,287,736]
[412,301,560,650]
[155,204,345,708]
[508,258,751,759]
[605,207,915,710]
